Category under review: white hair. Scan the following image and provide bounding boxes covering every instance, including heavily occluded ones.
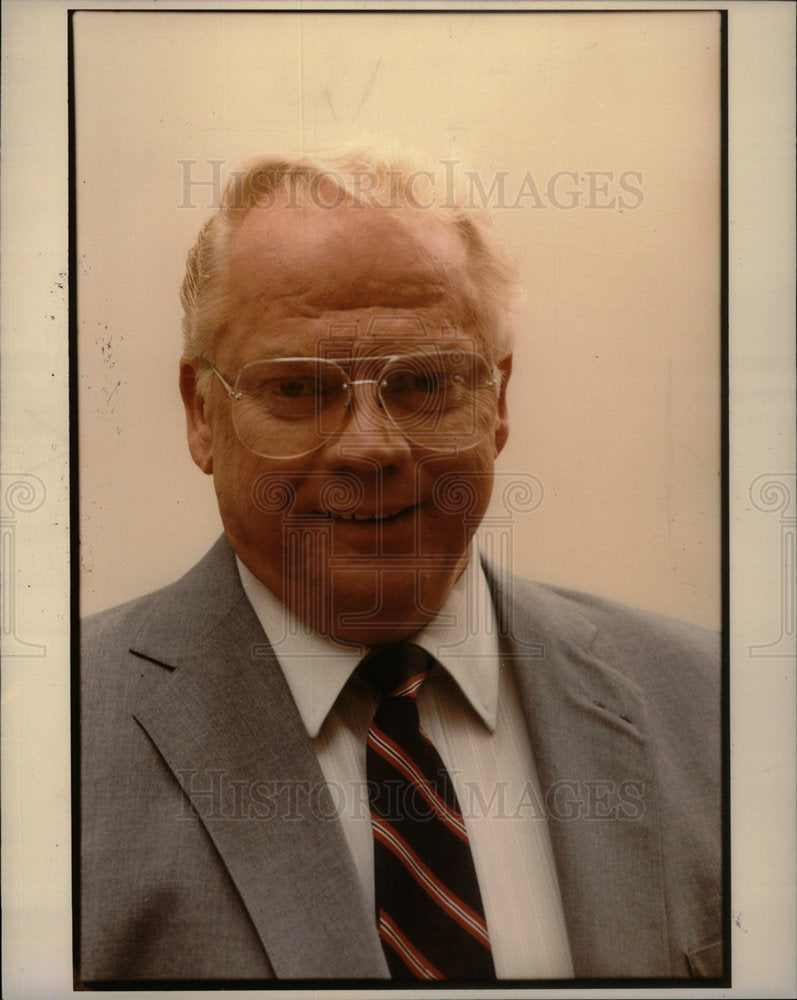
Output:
[180,145,520,366]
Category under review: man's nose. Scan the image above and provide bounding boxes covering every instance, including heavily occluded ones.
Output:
[320,379,412,467]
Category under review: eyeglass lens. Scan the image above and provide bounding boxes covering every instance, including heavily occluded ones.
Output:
[229,351,497,458]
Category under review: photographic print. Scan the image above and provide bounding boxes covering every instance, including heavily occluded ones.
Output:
[2,2,794,997]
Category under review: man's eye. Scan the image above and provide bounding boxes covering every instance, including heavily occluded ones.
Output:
[412,373,442,392]
[271,378,316,398]
[388,369,444,394]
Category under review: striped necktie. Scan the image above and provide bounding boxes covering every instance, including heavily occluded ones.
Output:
[360,643,496,981]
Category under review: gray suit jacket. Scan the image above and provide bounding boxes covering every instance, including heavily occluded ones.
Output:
[79,536,723,983]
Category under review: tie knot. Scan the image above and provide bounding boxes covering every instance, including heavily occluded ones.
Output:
[359,643,432,702]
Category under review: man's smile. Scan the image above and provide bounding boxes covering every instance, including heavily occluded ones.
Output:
[314,503,420,523]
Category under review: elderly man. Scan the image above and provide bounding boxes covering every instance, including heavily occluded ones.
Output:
[79,149,722,984]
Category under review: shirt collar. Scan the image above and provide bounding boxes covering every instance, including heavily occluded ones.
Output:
[237,544,499,738]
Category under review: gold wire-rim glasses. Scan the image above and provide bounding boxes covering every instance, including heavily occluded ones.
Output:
[203,349,500,459]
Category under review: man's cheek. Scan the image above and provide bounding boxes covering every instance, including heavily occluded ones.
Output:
[424,455,494,519]
[418,503,474,557]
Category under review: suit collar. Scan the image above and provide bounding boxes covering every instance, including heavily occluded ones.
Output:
[483,559,670,977]
[130,537,388,979]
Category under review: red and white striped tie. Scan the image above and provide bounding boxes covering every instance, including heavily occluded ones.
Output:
[360,643,495,981]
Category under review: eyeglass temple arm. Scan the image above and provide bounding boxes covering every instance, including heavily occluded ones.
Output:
[206,362,241,400]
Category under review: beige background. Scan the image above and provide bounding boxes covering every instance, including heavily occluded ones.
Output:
[2,3,795,999]
[74,9,721,626]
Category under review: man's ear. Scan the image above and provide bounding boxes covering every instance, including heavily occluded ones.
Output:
[492,355,512,457]
[179,358,214,474]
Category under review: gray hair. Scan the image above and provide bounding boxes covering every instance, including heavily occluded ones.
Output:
[180,145,520,365]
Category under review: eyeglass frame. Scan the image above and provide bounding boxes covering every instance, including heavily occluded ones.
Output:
[200,349,502,458]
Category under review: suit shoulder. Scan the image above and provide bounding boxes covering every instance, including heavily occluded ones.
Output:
[80,586,177,716]
[81,535,239,661]
[525,581,721,737]
[82,586,168,645]
[488,567,720,698]
[81,578,189,670]
[504,573,717,652]
[538,581,718,662]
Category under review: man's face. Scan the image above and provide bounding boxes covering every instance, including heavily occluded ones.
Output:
[181,195,510,646]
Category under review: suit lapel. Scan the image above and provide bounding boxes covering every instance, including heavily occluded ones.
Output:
[131,539,388,979]
[485,562,670,977]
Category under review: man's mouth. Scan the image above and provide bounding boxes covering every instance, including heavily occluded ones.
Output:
[316,504,418,523]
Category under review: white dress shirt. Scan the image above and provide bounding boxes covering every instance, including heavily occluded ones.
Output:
[238,552,574,978]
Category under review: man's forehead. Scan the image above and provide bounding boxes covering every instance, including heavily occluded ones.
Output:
[228,196,477,313]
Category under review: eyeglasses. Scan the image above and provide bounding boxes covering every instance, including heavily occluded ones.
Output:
[205,349,500,459]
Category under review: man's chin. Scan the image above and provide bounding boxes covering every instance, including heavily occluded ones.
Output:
[290,567,463,648]
[333,601,448,645]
